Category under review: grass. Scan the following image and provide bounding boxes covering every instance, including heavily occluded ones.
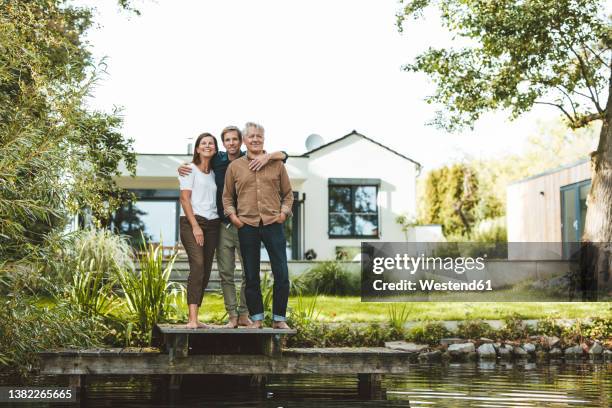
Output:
[184,293,612,323]
[35,293,611,323]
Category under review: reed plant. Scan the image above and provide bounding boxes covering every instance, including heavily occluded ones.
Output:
[387,304,413,333]
[290,292,320,326]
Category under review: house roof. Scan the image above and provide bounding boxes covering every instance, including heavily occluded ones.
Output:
[300,130,422,170]
[119,153,308,180]
[508,158,590,185]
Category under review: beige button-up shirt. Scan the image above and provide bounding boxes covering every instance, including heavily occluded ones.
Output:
[223,153,294,227]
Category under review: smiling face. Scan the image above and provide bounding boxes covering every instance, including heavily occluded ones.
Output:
[222,130,242,156]
[244,125,264,155]
[197,135,217,158]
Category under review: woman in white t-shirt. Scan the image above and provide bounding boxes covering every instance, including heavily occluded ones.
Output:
[178,132,221,329]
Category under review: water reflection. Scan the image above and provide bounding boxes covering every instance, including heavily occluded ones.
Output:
[1,361,609,407]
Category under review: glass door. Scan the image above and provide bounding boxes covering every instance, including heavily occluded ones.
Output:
[561,180,591,258]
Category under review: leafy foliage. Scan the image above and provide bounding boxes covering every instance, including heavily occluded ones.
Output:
[398,0,612,246]
[407,321,451,345]
[456,320,495,340]
[299,261,360,296]
[398,0,610,131]
[422,164,481,236]
[0,297,108,377]
[498,313,533,340]
[0,0,136,268]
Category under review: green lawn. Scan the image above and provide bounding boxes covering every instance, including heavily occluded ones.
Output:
[194,293,611,322]
[36,293,610,323]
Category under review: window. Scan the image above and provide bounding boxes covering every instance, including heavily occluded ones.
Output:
[328,179,379,238]
[110,189,180,246]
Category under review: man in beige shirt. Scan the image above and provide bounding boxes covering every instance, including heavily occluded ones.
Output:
[223,122,293,329]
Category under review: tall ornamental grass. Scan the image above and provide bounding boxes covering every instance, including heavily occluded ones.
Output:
[116,238,182,344]
[66,229,133,317]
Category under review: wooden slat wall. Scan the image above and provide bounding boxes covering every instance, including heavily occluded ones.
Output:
[506,161,591,243]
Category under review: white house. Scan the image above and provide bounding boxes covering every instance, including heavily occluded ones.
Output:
[114,130,421,260]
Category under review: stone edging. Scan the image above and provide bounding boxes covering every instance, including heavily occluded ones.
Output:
[385,337,612,363]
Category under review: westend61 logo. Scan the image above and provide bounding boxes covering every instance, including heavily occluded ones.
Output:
[360,242,597,302]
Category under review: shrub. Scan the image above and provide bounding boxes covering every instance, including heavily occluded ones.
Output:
[300,261,359,296]
[456,320,494,339]
[583,317,612,341]
[65,229,133,317]
[286,320,328,348]
[535,317,564,338]
[0,297,107,376]
[407,321,450,345]
[498,313,532,340]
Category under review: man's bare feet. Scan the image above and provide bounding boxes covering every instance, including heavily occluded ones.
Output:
[185,321,211,329]
[272,321,291,330]
[237,314,253,327]
[224,316,238,328]
[246,320,263,329]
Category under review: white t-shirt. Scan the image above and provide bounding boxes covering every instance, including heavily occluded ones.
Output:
[178,163,219,220]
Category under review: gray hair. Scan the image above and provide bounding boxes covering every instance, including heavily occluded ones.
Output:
[243,121,265,136]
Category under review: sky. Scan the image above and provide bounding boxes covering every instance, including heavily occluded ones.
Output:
[81,0,574,170]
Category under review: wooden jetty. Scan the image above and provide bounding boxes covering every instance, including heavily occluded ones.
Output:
[38,324,415,399]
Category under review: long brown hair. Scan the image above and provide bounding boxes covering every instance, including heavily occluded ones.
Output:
[192,132,219,165]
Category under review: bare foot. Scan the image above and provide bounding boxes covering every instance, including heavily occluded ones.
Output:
[185,321,211,329]
[272,321,291,330]
[224,316,238,328]
[246,320,263,329]
[237,314,253,327]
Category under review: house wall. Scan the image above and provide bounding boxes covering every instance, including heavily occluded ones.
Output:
[299,135,418,259]
[506,160,591,245]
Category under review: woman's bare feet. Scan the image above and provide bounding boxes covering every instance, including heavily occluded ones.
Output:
[246,320,263,329]
[272,321,291,330]
[237,314,253,327]
[224,316,238,328]
[185,321,211,329]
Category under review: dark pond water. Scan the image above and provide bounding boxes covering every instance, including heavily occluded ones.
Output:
[1,361,610,407]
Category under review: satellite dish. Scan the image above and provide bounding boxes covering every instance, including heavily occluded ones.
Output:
[305,134,324,151]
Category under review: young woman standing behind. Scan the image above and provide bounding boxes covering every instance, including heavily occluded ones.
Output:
[178,132,221,329]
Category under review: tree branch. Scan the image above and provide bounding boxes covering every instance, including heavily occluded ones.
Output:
[583,43,611,68]
[534,101,576,125]
[568,44,605,114]
[554,85,578,118]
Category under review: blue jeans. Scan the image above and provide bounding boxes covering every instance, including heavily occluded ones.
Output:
[238,222,289,321]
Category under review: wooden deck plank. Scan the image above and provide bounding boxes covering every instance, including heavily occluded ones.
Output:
[39,348,414,375]
[156,324,296,335]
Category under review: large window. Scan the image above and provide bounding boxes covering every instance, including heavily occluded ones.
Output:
[111,189,180,246]
[328,179,379,238]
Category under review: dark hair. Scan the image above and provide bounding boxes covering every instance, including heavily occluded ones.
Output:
[192,132,219,165]
[220,125,242,142]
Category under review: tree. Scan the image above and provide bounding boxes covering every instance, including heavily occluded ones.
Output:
[398,0,611,296]
[0,1,136,265]
[422,164,479,237]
